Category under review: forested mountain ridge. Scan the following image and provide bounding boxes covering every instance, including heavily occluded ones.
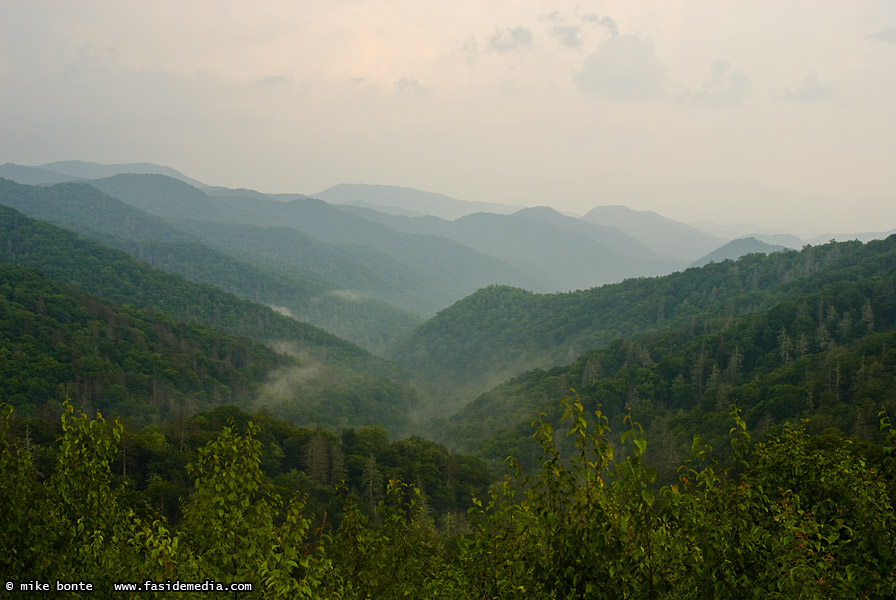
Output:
[0,161,894,596]
[0,203,426,434]
[0,264,290,425]
[87,173,543,316]
[389,237,896,409]
[0,177,420,350]
[692,236,788,267]
[3,370,894,597]
[447,241,896,470]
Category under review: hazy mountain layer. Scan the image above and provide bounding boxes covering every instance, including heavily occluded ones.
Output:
[0,163,81,185]
[583,204,723,261]
[88,173,542,315]
[41,160,208,188]
[313,182,525,220]
[337,204,685,292]
[0,178,419,351]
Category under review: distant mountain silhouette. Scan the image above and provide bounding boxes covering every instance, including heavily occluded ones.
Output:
[40,160,208,188]
[691,236,788,267]
[0,163,80,185]
[313,183,524,220]
[86,173,540,316]
[582,205,723,261]
[337,204,685,291]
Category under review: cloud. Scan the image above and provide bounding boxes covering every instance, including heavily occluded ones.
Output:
[778,73,837,103]
[573,34,665,101]
[394,77,427,96]
[869,25,896,43]
[487,26,534,53]
[682,59,751,107]
[462,35,478,64]
[545,11,617,49]
[580,13,619,37]
[551,24,583,49]
[256,75,290,87]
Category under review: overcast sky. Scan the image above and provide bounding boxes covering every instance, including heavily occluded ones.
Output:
[1,1,894,236]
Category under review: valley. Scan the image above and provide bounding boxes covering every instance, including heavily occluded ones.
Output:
[2,162,895,596]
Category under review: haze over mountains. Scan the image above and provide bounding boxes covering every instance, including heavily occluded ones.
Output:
[0,161,768,304]
[2,160,895,423]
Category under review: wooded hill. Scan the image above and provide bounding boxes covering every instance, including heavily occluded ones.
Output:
[0,177,421,352]
[388,238,896,410]
[1,162,895,596]
[442,236,896,475]
[0,203,424,435]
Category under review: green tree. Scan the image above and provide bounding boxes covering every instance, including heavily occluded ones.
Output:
[181,419,327,597]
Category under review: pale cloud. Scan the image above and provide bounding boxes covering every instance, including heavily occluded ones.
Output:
[869,25,896,43]
[580,13,618,37]
[256,75,290,87]
[682,59,751,107]
[544,11,617,49]
[777,73,837,103]
[487,26,534,53]
[573,34,665,101]
[462,35,478,64]
[394,77,427,96]
[551,24,583,49]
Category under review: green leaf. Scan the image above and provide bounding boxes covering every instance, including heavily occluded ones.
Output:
[641,488,654,506]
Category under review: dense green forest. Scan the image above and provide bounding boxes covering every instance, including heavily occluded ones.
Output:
[0,177,420,351]
[2,399,894,597]
[0,263,425,434]
[447,246,896,472]
[2,170,896,595]
[389,237,896,407]
[0,205,429,435]
[0,264,288,423]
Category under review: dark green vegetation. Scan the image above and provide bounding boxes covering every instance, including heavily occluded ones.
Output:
[2,399,894,598]
[0,264,289,423]
[2,164,896,595]
[0,203,425,435]
[390,237,896,407]
[0,176,420,351]
[447,238,896,472]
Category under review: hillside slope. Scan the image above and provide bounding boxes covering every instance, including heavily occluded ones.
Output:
[389,237,896,408]
[88,174,541,315]
[0,177,419,350]
[446,240,896,472]
[0,202,424,434]
[692,236,788,267]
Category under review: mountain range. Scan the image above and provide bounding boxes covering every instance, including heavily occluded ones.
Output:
[2,159,894,451]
